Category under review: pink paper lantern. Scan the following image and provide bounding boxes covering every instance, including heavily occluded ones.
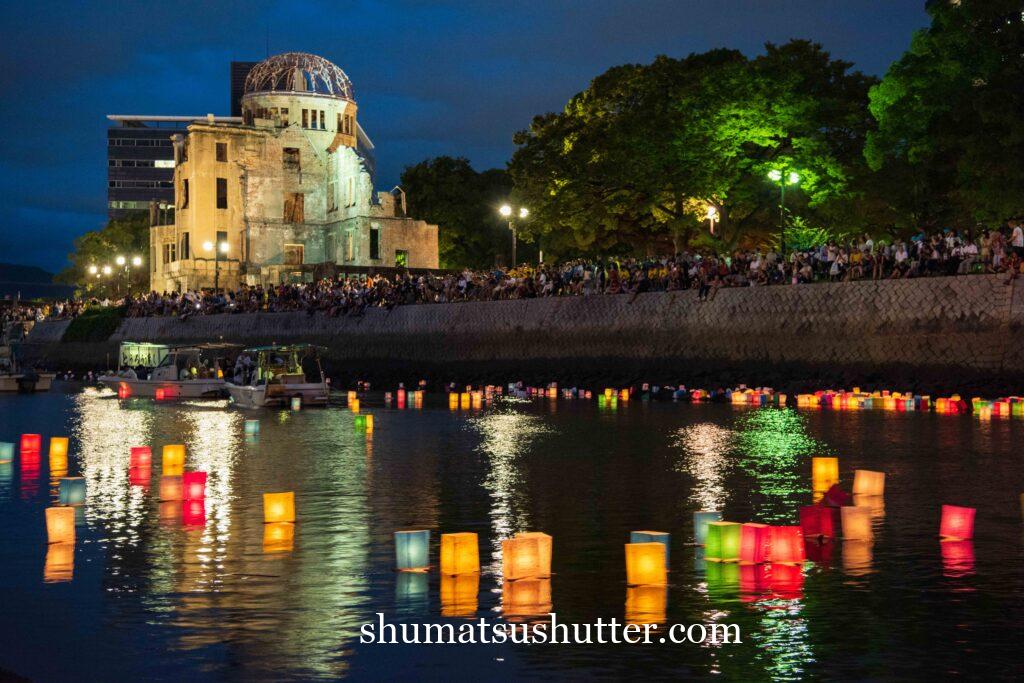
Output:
[739,523,771,564]
[939,505,975,540]
[182,471,207,501]
[768,526,806,564]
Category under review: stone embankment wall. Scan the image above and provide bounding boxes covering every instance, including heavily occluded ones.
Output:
[22,275,1024,393]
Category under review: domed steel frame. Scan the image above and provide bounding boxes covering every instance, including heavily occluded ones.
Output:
[244,52,354,100]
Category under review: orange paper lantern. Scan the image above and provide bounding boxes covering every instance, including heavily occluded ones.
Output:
[264,491,296,523]
[162,444,185,475]
[768,526,805,564]
[812,457,839,492]
[440,532,479,575]
[625,542,667,586]
[502,532,552,581]
[852,469,885,496]
[45,506,75,544]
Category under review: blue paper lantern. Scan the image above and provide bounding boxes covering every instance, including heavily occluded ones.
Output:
[59,477,87,506]
[0,442,13,463]
[244,420,260,435]
[395,530,430,571]
[630,531,670,567]
[693,510,722,545]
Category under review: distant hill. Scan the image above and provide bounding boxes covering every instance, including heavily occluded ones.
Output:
[0,263,75,300]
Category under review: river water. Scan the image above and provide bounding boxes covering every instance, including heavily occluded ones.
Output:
[0,389,1021,680]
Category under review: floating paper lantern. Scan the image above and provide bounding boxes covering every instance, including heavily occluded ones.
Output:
[182,500,206,527]
[630,531,669,567]
[44,542,74,583]
[441,573,479,618]
[353,414,367,430]
[263,491,295,523]
[604,388,614,399]
[768,526,805,564]
[182,471,207,501]
[20,434,41,456]
[625,542,667,585]
[459,393,470,410]
[739,523,771,564]
[693,510,722,545]
[440,532,479,575]
[705,522,742,562]
[939,504,975,540]
[263,522,295,553]
[625,585,667,625]
[840,505,873,541]
[502,578,552,619]
[395,530,431,571]
[162,444,185,474]
[448,393,458,410]
[46,506,75,544]
[58,477,87,505]
[48,437,69,460]
[502,532,552,580]
[852,469,885,496]
[619,389,629,401]
[159,475,183,501]
[349,398,360,413]
[129,446,152,468]
[799,505,837,539]
[347,390,357,403]
[940,540,975,578]
[812,457,839,492]
[0,442,12,464]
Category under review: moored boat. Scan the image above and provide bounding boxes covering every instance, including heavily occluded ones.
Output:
[226,344,329,409]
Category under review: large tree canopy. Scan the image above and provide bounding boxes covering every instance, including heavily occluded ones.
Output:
[866,0,1024,228]
[400,156,513,269]
[508,40,876,257]
[55,214,149,298]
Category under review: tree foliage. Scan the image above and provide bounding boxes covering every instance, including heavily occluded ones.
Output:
[400,156,513,269]
[55,214,150,298]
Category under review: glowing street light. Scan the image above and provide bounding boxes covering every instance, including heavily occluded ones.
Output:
[116,255,126,266]
[102,265,112,276]
[132,256,143,267]
[204,238,230,291]
[499,204,529,267]
[767,169,801,255]
[88,265,98,275]
[705,205,719,235]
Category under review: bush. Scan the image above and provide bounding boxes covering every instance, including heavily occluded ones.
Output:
[61,306,124,342]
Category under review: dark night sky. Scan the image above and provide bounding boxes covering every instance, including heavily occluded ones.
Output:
[1,0,929,272]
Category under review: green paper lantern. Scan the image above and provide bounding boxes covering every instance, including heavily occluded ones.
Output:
[705,521,742,562]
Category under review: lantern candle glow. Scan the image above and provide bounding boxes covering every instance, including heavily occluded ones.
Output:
[0,442,13,463]
[939,504,975,540]
[263,492,295,523]
[704,522,742,562]
[502,532,552,580]
[162,444,186,474]
[129,446,152,469]
[812,457,840,492]
[263,522,295,553]
[395,530,431,571]
[502,578,552,618]
[852,469,885,496]
[625,542,667,585]
[739,523,771,564]
[440,532,479,575]
[768,526,806,564]
[49,437,69,460]
[20,434,42,456]
[46,506,75,544]
[630,531,670,567]
[182,471,207,501]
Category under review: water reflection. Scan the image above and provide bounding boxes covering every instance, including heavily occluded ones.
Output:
[674,423,733,510]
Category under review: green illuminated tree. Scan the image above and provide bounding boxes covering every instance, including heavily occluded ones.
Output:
[56,214,149,298]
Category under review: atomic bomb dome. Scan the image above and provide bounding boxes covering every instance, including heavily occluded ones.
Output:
[243,52,354,101]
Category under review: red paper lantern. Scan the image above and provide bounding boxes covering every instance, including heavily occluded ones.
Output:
[740,523,771,564]
[182,471,207,501]
[821,484,852,508]
[768,526,805,564]
[20,434,41,455]
[769,563,804,599]
[129,446,152,469]
[799,505,837,538]
[803,539,834,566]
[939,505,975,540]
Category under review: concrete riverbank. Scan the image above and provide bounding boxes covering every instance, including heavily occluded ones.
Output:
[21,274,1024,394]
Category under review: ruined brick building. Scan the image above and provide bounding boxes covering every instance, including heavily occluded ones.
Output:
[149,52,439,292]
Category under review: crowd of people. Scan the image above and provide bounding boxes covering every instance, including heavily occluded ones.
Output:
[6,222,1024,321]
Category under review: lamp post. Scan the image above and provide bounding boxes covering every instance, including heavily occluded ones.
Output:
[768,170,800,256]
[499,204,528,267]
[114,255,143,297]
[203,239,229,292]
[706,205,719,236]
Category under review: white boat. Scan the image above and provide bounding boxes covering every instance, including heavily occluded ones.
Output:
[99,342,239,399]
[0,372,56,392]
[226,344,329,409]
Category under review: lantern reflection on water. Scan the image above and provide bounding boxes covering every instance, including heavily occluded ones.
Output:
[502,532,553,580]
[159,475,183,501]
[263,522,295,553]
[440,532,479,576]
[182,500,206,527]
[129,466,151,487]
[852,493,886,519]
[264,492,296,523]
[739,523,771,564]
[841,506,873,541]
[625,543,667,586]
[244,419,260,435]
[44,542,74,583]
[440,573,479,618]
[396,572,429,610]
[58,477,87,506]
[705,522,742,562]
[630,531,669,567]
[769,563,805,599]
[159,501,181,524]
[625,585,667,625]
[842,539,874,576]
[395,530,431,571]
[693,510,722,545]
[852,469,885,496]
[704,559,740,598]
[502,578,552,619]
[939,504,975,540]
[45,506,75,544]
[941,540,975,578]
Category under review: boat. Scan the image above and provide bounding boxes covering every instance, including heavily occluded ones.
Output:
[226,344,329,409]
[0,320,55,392]
[98,341,239,399]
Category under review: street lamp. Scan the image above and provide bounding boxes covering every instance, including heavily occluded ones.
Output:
[88,265,98,275]
[204,239,229,291]
[499,204,528,267]
[705,205,719,236]
[768,169,800,256]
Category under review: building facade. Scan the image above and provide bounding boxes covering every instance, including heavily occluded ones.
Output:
[149,52,439,292]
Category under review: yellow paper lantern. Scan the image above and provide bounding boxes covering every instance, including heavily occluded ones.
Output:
[364,414,374,433]
[625,585,667,625]
[502,532,552,581]
[263,522,295,553]
[162,444,186,475]
[812,456,839,492]
[460,392,471,410]
[441,573,480,618]
[49,437,69,460]
[502,578,552,619]
[347,390,357,404]
[350,398,360,413]
[852,469,885,496]
[448,392,459,410]
[44,542,74,583]
[159,475,183,501]
[264,491,296,523]
[625,542,667,586]
[45,506,75,544]
[441,532,479,575]
[841,505,873,541]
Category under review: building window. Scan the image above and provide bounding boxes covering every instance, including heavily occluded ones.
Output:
[345,233,354,261]
[155,159,175,168]
[327,155,337,212]
[369,226,380,260]
[319,110,325,130]
[302,109,309,128]
[180,232,190,260]
[181,179,189,209]
[283,147,300,171]
[283,192,305,223]
[216,178,227,209]
[162,242,177,264]
[395,250,409,268]
[280,108,289,127]
[283,244,304,266]
[216,142,227,162]
[346,177,355,207]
